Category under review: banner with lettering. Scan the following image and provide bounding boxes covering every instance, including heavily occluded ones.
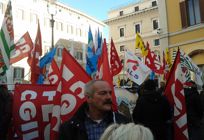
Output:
[50,48,92,140]
[12,84,58,140]
[10,32,33,64]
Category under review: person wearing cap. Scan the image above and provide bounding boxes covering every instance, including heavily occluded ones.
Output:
[132,79,172,140]
[59,79,130,140]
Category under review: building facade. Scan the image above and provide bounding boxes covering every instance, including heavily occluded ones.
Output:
[104,0,160,83]
[0,0,104,85]
[158,0,204,83]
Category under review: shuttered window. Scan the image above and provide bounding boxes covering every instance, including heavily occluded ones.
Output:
[180,0,204,28]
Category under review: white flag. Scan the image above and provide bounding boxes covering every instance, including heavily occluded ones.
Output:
[0,0,14,74]
[125,51,151,85]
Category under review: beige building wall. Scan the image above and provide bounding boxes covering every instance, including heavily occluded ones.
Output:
[158,0,204,84]
[105,0,160,83]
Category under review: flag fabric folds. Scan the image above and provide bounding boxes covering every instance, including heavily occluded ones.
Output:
[164,49,189,140]
[27,20,42,84]
[172,49,203,86]
[10,32,33,64]
[37,48,57,84]
[145,42,163,74]
[96,39,118,111]
[47,59,60,85]
[110,38,123,76]
[0,0,14,74]
[86,27,97,76]
[135,32,148,57]
[125,50,151,85]
[50,48,92,139]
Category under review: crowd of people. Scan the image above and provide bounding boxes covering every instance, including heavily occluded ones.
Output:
[0,79,204,140]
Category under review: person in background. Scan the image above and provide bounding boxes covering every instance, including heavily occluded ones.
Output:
[0,85,12,140]
[59,80,130,140]
[100,123,154,140]
[184,81,203,140]
[132,79,172,140]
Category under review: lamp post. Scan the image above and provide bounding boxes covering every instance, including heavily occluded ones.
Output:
[47,2,57,49]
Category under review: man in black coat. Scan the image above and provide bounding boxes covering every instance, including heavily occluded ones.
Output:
[59,80,130,140]
[132,79,172,140]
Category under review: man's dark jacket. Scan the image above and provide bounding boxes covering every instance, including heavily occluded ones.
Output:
[59,102,130,140]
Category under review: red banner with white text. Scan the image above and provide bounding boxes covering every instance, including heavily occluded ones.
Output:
[12,84,58,140]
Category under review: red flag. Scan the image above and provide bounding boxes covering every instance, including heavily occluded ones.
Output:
[164,49,189,140]
[96,39,118,111]
[110,38,123,76]
[12,84,58,140]
[50,48,92,140]
[10,32,33,64]
[145,42,163,74]
[27,20,42,84]
[47,59,60,85]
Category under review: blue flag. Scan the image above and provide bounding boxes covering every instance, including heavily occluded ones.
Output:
[37,48,56,84]
[86,27,103,76]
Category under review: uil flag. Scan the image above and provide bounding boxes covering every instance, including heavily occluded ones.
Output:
[110,38,123,76]
[27,20,42,84]
[0,0,14,74]
[164,49,189,140]
[125,50,151,85]
[135,32,148,57]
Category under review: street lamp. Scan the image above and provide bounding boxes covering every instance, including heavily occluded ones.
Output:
[47,1,57,49]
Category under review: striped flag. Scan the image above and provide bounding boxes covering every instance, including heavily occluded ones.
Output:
[164,49,189,140]
[0,0,14,74]
[172,49,203,86]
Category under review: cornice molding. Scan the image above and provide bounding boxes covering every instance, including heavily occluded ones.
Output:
[104,6,158,24]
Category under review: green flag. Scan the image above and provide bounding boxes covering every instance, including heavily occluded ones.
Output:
[0,0,14,74]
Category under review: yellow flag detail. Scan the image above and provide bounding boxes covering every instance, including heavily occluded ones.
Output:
[135,32,148,56]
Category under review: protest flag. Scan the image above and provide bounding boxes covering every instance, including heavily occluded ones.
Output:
[27,20,42,84]
[110,38,123,76]
[135,32,148,57]
[164,49,189,140]
[10,32,33,64]
[96,39,118,111]
[125,50,151,85]
[0,0,14,74]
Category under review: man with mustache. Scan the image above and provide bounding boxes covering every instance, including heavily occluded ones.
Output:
[59,80,130,140]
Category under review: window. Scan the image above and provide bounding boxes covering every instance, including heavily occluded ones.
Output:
[119,11,123,16]
[152,19,159,30]
[120,45,125,52]
[180,0,204,28]
[119,28,125,37]
[134,6,139,12]
[154,39,160,46]
[71,25,74,34]
[59,22,63,31]
[75,51,83,60]
[152,1,157,7]
[135,24,141,33]
[57,47,63,57]
[14,67,24,80]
